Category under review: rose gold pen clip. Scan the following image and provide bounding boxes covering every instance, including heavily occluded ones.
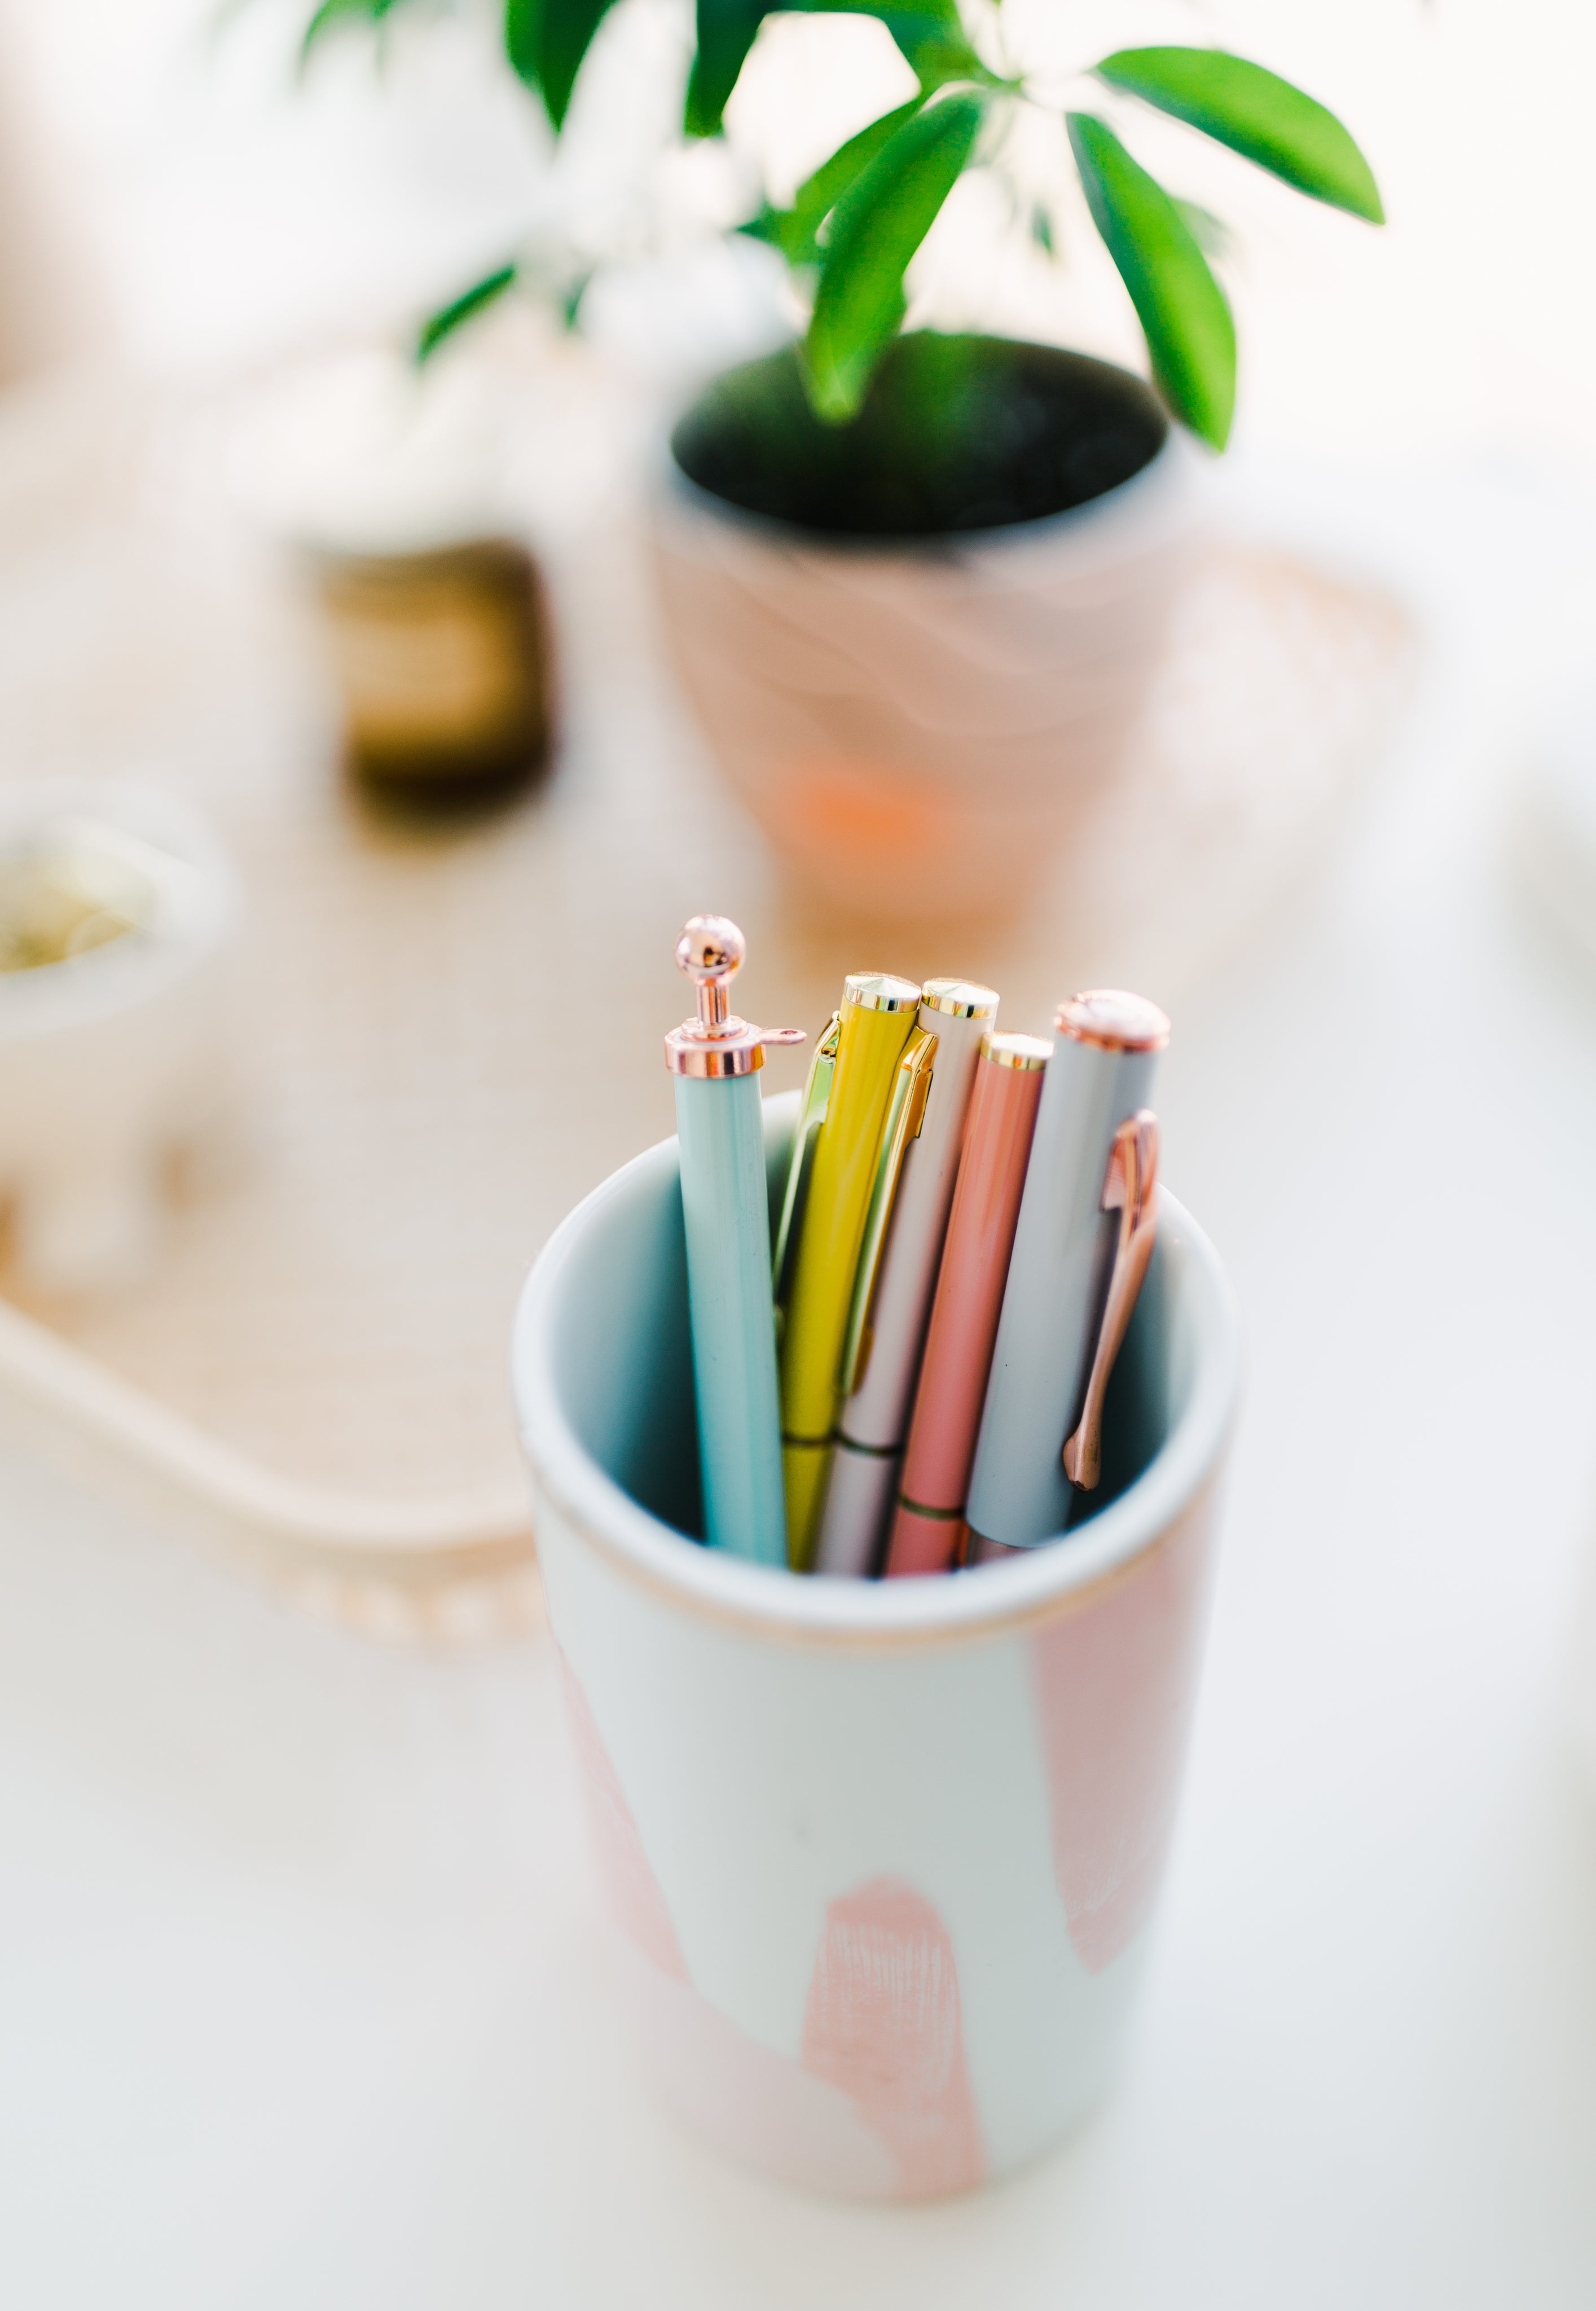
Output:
[1062,1109,1159,1492]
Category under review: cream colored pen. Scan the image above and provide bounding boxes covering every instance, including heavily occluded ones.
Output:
[812,978,998,1577]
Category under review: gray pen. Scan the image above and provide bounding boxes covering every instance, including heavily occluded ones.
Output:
[964,990,1168,1560]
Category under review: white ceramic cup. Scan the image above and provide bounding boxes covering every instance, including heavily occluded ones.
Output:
[512,1092,1239,2200]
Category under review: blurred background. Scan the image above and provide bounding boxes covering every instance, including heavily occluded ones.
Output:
[6,3,1596,2305]
[1,0,1588,455]
[3,0,1591,458]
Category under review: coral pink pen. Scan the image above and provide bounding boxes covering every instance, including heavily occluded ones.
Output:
[883,1031,1049,1578]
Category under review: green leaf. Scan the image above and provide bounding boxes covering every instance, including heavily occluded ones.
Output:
[803,89,985,422]
[737,202,799,258]
[685,0,769,135]
[789,98,923,260]
[1067,112,1235,449]
[504,0,539,84]
[740,100,926,273]
[415,263,518,362]
[540,0,619,127]
[1094,47,1383,225]
[685,0,987,152]
[782,0,990,93]
[869,5,987,93]
[505,0,619,130]
[1173,196,1229,259]
[301,0,402,64]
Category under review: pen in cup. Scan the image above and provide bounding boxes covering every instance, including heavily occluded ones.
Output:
[774,970,921,1572]
[883,1030,1050,1579]
[666,916,803,1567]
[814,978,999,1579]
[964,989,1168,1564]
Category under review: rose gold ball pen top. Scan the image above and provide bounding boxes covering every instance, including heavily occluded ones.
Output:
[1056,989,1169,1055]
[665,914,804,1078]
[678,915,744,1017]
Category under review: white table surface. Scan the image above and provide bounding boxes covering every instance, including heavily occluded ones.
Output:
[6,454,1596,2309]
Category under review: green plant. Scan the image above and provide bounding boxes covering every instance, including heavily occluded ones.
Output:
[303,0,1382,449]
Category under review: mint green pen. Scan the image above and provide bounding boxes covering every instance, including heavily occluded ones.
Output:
[666,917,803,1567]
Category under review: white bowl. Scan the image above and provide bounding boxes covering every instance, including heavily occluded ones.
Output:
[0,782,237,1289]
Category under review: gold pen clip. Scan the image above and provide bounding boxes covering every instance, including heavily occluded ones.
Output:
[837,1025,937,1397]
[1063,1109,1159,1492]
[772,1011,842,1325]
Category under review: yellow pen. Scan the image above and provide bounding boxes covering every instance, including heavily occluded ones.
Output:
[775,970,921,1570]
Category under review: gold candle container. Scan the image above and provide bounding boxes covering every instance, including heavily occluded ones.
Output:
[314,535,554,805]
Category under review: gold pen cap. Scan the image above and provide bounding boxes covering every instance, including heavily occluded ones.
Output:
[844,971,921,1015]
[922,977,999,1021]
[982,1030,1051,1071]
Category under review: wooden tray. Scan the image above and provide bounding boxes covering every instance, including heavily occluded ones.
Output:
[0,368,1417,1638]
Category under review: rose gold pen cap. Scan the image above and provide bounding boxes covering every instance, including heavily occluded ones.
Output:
[1056,989,1170,1055]
[665,915,804,1078]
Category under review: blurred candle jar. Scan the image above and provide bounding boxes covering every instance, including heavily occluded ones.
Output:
[313,535,551,801]
[0,786,236,1290]
[240,352,555,806]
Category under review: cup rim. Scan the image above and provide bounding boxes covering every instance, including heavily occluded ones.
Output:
[512,1123,1239,1649]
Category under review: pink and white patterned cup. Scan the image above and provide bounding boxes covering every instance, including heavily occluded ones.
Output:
[512,1094,1238,2199]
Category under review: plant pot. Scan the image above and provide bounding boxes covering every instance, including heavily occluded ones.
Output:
[651,333,1206,924]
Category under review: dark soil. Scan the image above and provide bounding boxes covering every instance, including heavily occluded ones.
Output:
[670,332,1167,541]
